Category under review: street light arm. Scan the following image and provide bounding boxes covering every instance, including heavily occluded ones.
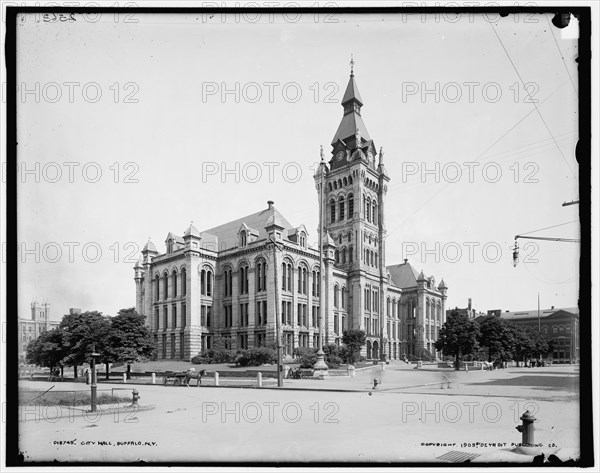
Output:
[515,235,580,243]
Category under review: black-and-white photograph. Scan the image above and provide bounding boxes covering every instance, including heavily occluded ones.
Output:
[3,2,596,468]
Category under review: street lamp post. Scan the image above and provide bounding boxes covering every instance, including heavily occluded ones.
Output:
[90,344,100,413]
[270,237,283,387]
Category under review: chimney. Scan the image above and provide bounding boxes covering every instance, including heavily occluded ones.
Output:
[69,308,81,315]
[551,305,555,310]
[403,258,408,264]
[267,200,274,210]
[468,298,472,311]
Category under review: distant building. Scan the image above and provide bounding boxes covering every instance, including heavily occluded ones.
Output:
[18,302,60,363]
[446,298,485,319]
[485,307,579,364]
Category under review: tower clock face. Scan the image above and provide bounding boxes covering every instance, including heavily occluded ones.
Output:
[335,150,345,161]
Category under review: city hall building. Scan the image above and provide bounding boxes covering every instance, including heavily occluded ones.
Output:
[134,68,448,361]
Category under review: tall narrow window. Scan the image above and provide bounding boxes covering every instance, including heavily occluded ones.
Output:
[172,271,178,298]
[201,270,206,295]
[240,230,247,247]
[330,199,336,223]
[155,275,160,301]
[164,273,169,299]
[366,197,371,223]
[257,263,262,292]
[182,268,187,296]
[172,304,177,328]
[182,303,186,328]
[348,194,354,219]
[334,286,339,308]
[207,270,213,297]
[373,202,377,225]
[339,196,345,220]
[302,268,307,294]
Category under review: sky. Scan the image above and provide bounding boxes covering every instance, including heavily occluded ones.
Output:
[11,8,583,321]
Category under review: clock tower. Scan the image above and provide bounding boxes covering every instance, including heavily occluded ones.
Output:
[315,61,391,357]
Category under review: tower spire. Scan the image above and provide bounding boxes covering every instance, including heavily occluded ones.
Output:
[350,53,354,77]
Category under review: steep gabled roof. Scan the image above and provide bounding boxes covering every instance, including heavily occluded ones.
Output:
[341,74,363,106]
[331,111,371,146]
[387,261,421,289]
[202,205,294,252]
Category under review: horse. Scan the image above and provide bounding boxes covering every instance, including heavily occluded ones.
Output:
[184,368,208,387]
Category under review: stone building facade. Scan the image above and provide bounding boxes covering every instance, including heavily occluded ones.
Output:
[134,68,448,361]
[18,302,60,363]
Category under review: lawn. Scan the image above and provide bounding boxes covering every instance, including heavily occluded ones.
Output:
[19,388,132,406]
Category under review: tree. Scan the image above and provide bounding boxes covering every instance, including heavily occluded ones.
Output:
[59,311,110,378]
[26,328,66,374]
[107,308,156,379]
[342,329,366,364]
[477,316,515,362]
[435,311,480,370]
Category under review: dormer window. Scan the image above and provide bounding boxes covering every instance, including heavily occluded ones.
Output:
[299,232,306,248]
[240,230,247,247]
[167,239,174,254]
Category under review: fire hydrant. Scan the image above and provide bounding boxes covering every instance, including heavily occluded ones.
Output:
[131,389,140,407]
[373,378,379,389]
[515,410,536,445]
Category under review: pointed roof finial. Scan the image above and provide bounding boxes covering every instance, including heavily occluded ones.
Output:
[320,144,324,162]
[350,53,355,77]
[379,147,384,164]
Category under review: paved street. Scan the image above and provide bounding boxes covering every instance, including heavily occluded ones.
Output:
[18,363,579,463]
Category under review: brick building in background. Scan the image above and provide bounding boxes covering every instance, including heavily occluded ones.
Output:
[134,67,448,361]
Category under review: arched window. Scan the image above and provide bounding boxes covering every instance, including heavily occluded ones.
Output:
[372,201,377,225]
[426,299,430,321]
[366,197,371,223]
[342,287,346,309]
[330,199,336,223]
[282,261,293,292]
[207,270,213,297]
[200,269,206,295]
[339,196,345,220]
[163,272,169,299]
[240,230,247,247]
[155,274,160,301]
[349,245,353,263]
[334,285,339,308]
[299,232,306,248]
[181,268,187,296]
[238,265,248,295]
[338,234,343,245]
[172,270,178,298]
[341,247,347,264]
[343,177,347,186]
[374,252,378,268]
[335,249,339,264]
